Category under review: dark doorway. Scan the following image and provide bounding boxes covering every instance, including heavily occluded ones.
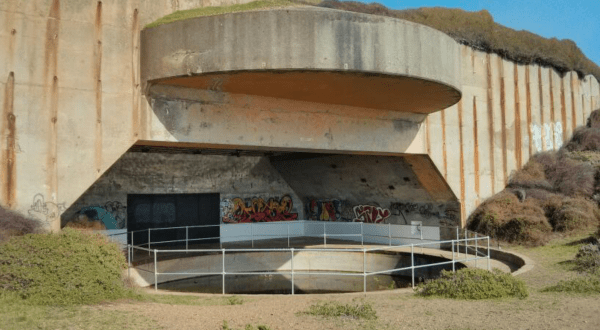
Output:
[127,193,220,247]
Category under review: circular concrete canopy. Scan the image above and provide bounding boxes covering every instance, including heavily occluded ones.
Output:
[141,7,462,114]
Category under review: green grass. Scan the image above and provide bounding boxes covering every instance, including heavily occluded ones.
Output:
[145,0,300,28]
[134,293,246,306]
[300,300,377,320]
[0,296,159,330]
[415,268,529,300]
[222,320,272,330]
[542,276,600,294]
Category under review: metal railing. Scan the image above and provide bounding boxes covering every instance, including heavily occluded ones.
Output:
[125,221,490,294]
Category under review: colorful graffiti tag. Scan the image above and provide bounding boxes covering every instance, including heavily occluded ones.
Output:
[306,199,343,221]
[352,205,390,223]
[78,201,127,229]
[221,195,298,223]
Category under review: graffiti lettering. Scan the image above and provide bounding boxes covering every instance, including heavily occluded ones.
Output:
[222,195,298,223]
[306,199,342,221]
[352,205,390,223]
[28,194,66,225]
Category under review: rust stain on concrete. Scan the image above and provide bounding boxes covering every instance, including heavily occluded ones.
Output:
[571,74,577,130]
[472,96,480,201]
[94,1,103,176]
[458,100,466,227]
[560,76,567,141]
[525,66,533,157]
[499,57,508,185]
[441,109,448,180]
[44,0,60,203]
[132,8,142,139]
[486,54,495,194]
[538,67,545,151]
[514,64,522,167]
[2,73,16,207]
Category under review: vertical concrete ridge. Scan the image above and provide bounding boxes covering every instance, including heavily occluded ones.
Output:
[2,72,16,208]
[538,67,545,151]
[514,64,522,167]
[560,75,568,142]
[441,109,447,180]
[425,116,431,155]
[44,0,60,223]
[472,96,480,202]
[549,69,556,148]
[132,8,141,140]
[94,1,103,177]
[525,66,533,157]
[498,57,508,185]
[458,99,466,226]
[571,74,577,131]
[486,54,495,194]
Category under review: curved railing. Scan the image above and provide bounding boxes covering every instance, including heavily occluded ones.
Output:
[124,221,490,294]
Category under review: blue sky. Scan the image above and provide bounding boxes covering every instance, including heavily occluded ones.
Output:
[355,0,600,67]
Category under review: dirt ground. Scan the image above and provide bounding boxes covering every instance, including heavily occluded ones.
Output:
[98,236,600,330]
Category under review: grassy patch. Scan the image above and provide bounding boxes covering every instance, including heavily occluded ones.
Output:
[0,228,135,305]
[415,268,528,300]
[300,300,377,320]
[0,297,159,330]
[222,320,272,330]
[146,0,299,28]
[136,293,247,306]
[542,276,600,294]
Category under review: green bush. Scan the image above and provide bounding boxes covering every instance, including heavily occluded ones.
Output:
[574,243,600,274]
[542,276,600,294]
[0,228,133,305]
[300,300,377,320]
[415,268,528,300]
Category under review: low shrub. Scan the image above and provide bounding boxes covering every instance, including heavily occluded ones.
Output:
[300,300,377,320]
[547,157,595,197]
[574,243,600,274]
[415,268,528,300]
[563,127,600,152]
[588,109,600,129]
[0,228,133,305]
[542,276,600,294]
[0,207,41,243]
[467,191,552,245]
[507,157,552,190]
[548,197,600,232]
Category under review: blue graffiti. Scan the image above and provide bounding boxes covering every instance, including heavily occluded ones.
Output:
[79,206,118,229]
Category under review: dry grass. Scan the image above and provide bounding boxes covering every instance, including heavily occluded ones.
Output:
[64,214,106,231]
[0,207,41,243]
[548,197,600,232]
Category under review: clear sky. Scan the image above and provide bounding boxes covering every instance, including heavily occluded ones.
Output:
[355,0,600,67]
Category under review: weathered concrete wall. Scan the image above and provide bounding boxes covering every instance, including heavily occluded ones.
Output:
[1,0,599,232]
[425,46,600,224]
[62,152,304,227]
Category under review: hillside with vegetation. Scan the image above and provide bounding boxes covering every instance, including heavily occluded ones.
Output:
[146,0,600,81]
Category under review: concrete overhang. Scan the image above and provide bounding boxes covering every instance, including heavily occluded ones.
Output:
[141,7,462,114]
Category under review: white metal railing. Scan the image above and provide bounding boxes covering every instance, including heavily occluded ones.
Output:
[125,221,490,294]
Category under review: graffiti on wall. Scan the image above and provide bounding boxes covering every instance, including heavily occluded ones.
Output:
[78,201,127,229]
[390,202,460,226]
[28,194,66,225]
[221,195,298,223]
[306,199,343,221]
[352,205,390,223]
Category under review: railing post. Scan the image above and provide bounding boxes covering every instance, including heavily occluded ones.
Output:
[186,226,189,251]
[363,248,367,293]
[222,249,226,295]
[361,222,364,246]
[475,232,478,267]
[287,223,290,248]
[148,228,151,256]
[324,222,327,247]
[487,236,491,271]
[464,228,468,258]
[220,224,223,249]
[411,244,415,289]
[388,223,391,246]
[451,240,455,272]
[291,248,295,295]
[251,223,254,248]
[127,244,131,278]
[154,249,158,291]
